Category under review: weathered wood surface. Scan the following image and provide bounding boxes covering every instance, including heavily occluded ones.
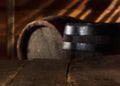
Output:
[0,59,68,86]
[0,61,25,86]
[68,55,120,86]
[0,56,120,86]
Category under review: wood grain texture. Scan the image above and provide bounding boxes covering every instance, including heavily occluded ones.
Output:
[0,58,120,86]
[8,59,68,86]
[0,61,25,86]
[67,55,120,86]
[27,26,62,60]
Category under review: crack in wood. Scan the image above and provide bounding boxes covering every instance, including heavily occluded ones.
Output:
[66,54,75,86]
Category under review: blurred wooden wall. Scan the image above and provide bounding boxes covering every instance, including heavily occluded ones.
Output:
[0,0,120,59]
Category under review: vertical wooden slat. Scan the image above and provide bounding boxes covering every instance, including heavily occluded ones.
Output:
[68,0,89,17]
[80,9,92,20]
[116,17,120,22]
[105,6,120,23]
[7,0,15,59]
[95,0,118,22]
[57,0,79,16]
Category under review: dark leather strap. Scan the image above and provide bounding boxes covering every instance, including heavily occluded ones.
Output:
[63,42,113,52]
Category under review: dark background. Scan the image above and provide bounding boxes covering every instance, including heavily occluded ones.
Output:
[0,0,120,60]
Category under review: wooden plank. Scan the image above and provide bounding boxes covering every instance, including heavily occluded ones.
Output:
[8,59,69,86]
[67,55,120,86]
[0,61,25,86]
[7,0,15,59]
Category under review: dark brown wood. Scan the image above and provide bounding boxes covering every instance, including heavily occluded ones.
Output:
[7,59,68,86]
[7,0,15,59]
[0,60,68,86]
[17,16,81,60]
[0,58,120,86]
[0,61,25,86]
[67,55,120,86]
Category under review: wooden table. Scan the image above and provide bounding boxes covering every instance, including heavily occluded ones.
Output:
[68,55,120,86]
[0,55,120,86]
[0,60,69,86]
